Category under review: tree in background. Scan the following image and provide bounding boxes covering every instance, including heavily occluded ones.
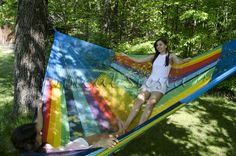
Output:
[13,0,48,117]
[3,0,235,116]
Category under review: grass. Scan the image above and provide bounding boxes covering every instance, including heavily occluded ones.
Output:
[0,48,31,156]
[0,47,236,156]
[115,95,236,156]
[0,49,15,156]
[115,89,236,156]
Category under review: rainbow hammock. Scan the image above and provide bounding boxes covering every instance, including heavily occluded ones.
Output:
[23,30,236,156]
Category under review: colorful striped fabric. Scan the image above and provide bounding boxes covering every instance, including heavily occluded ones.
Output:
[113,46,221,83]
[42,79,70,147]
[37,30,236,156]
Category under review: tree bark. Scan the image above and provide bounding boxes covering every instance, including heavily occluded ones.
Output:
[103,0,112,41]
[14,0,47,117]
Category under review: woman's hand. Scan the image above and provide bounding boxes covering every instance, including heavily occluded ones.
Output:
[120,52,127,57]
[184,57,192,62]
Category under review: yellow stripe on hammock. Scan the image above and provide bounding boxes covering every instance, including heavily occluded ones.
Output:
[47,80,62,147]
[172,48,221,69]
[94,74,134,121]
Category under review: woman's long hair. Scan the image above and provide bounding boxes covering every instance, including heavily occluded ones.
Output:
[11,123,45,153]
[152,38,170,66]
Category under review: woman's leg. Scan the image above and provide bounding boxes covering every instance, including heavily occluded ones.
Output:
[138,91,163,125]
[116,117,125,135]
[124,90,150,130]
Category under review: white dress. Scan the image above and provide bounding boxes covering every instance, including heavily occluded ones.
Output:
[141,54,171,94]
[44,138,91,153]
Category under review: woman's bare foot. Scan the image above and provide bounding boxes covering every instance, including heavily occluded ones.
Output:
[93,134,119,149]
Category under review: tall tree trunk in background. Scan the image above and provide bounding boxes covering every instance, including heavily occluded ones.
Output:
[118,0,126,42]
[13,0,48,117]
[85,1,90,40]
[103,0,112,43]
[111,0,119,43]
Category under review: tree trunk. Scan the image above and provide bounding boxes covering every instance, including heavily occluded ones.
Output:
[103,0,112,42]
[14,0,47,117]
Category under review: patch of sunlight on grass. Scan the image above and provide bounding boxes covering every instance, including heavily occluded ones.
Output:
[0,97,13,106]
[204,145,228,156]
[0,47,14,54]
[167,101,204,127]
[2,49,13,53]
[223,114,235,122]
[0,51,14,57]
[165,94,236,156]
[0,52,14,107]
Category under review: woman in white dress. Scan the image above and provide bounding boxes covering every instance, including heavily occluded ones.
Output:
[121,38,191,132]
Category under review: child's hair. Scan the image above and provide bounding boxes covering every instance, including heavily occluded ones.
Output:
[11,123,42,153]
[152,38,170,66]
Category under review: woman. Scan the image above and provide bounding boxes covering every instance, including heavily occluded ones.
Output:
[11,101,120,153]
[121,38,191,132]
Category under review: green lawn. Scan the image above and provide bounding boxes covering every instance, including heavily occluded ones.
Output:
[0,48,31,156]
[115,95,236,156]
[0,47,236,156]
[0,48,16,156]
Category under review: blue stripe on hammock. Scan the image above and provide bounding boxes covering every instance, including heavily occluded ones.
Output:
[71,84,100,136]
[64,84,84,140]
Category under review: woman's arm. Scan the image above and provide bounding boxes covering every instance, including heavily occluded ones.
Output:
[170,53,191,64]
[36,101,43,134]
[121,52,154,63]
[35,100,43,145]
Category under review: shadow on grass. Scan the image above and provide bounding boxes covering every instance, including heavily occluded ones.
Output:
[0,101,32,156]
[115,96,236,156]
[0,101,16,156]
[0,51,15,155]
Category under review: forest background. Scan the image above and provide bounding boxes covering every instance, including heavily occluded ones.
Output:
[0,0,236,155]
